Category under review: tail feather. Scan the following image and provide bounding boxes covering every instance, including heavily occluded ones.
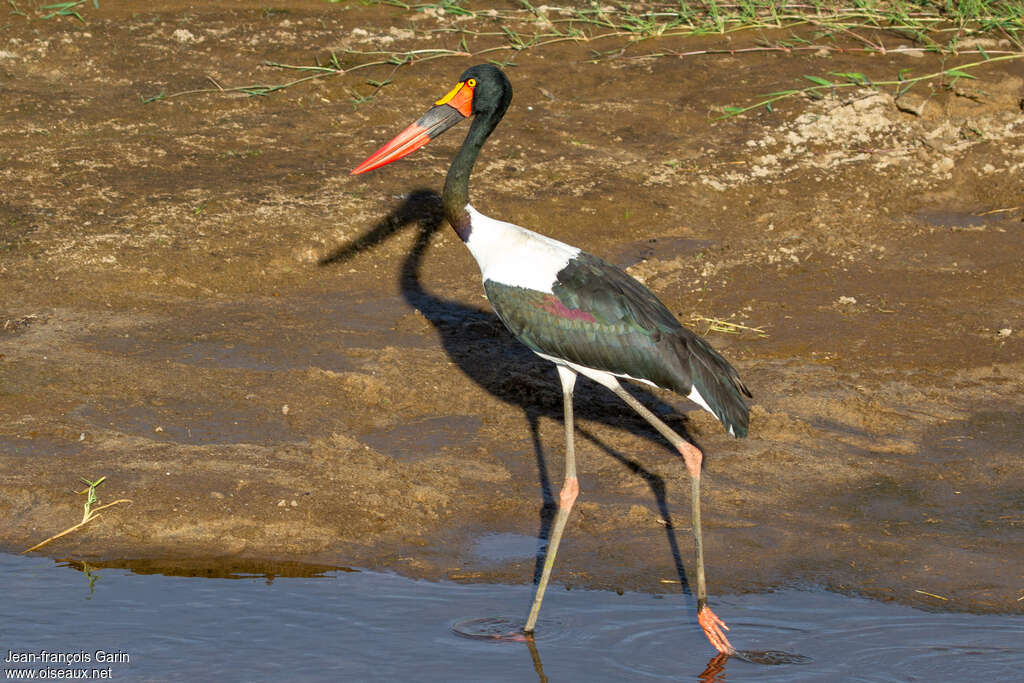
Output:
[675,333,751,438]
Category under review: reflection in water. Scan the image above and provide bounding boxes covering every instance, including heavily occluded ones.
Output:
[59,560,100,598]
[698,652,730,683]
[4,554,1022,682]
[450,616,811,682]
[453,623,811,683]
[526,636,548,683]
[732,648,812,665]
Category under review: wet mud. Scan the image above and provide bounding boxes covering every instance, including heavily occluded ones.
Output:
[1,3,1022,613]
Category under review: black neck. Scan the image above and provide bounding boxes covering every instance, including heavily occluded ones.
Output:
[442,94,509,242]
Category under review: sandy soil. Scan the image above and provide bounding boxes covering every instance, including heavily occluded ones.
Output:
[2,2,1022,613]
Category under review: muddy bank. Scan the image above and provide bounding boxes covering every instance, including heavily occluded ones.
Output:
[1,3,1022,613]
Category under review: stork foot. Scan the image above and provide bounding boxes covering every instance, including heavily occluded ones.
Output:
[697,604,733,655]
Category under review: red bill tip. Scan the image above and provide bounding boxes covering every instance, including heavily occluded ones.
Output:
[351,122,433,175]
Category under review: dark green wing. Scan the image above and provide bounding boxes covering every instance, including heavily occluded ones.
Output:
[483,251,750,437]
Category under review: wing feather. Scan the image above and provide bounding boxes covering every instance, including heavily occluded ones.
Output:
[483,252,750,437]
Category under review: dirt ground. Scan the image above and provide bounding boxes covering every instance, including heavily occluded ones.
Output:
[2,2,1022,614]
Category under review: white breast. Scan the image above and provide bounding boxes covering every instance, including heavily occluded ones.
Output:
[463,204,580,294]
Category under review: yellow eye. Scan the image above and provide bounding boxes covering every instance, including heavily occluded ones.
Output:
[467,78,477,87]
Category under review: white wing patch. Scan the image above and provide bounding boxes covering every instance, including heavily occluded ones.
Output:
[537,352,727,431]
[536,352,658,391]
[686,384,716,418]
[463,204,580,294]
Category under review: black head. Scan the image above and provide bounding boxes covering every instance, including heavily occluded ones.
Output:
[457,64,513,121]
[351,64,514,175]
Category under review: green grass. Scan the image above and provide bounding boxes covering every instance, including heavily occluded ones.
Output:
[8,0,98,22]
[350,0,1023,47]
[135,0,1022,114]
[717,52,1022,117]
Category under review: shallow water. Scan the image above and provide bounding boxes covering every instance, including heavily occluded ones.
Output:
[3,554,1021,682]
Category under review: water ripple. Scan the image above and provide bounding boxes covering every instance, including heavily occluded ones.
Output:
[3,555,1021,682]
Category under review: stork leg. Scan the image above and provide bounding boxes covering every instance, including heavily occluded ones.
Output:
[524,365,579,635]
[607,382,734,656]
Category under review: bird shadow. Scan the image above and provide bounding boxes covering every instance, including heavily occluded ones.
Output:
[320,189,702,599]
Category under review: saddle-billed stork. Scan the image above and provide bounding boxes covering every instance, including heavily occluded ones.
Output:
[352,64,749,655]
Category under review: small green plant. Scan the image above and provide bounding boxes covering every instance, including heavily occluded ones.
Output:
[7,0,28,17]
[23,475,131,554]
[40,0,97,23]
[78,475,105,522]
